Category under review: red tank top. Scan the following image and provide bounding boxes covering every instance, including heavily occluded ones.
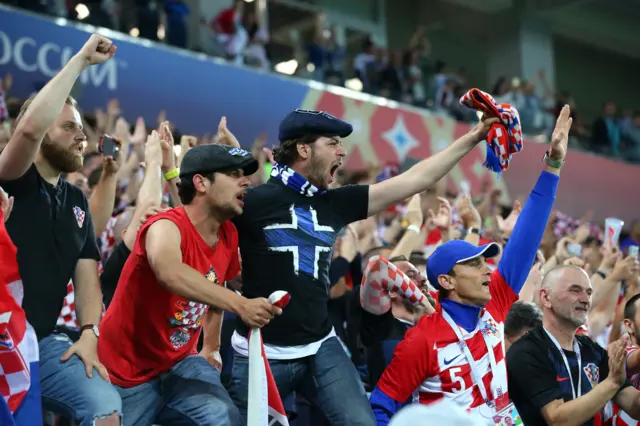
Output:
[98,207,240,387]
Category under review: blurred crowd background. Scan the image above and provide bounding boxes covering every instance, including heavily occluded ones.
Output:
[1,0,640,424]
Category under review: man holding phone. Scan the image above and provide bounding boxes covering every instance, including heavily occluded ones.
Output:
[0,35,122,424]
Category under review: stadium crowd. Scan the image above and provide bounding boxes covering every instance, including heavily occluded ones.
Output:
[6,0,640,163]
[1,6,640,426]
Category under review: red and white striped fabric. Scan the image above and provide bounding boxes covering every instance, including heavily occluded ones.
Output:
[247,291,291,426]
[613,345,640,426]
[0,211,38,414]
[377,271,516,419]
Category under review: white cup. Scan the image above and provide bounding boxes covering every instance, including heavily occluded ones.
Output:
[604,217,624,248]
[630,245,639,259]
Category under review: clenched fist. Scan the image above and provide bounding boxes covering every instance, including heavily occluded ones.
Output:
[237,297,282,328]
[77,34,117,66]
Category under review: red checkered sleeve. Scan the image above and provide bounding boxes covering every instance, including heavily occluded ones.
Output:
[360,255,425,315]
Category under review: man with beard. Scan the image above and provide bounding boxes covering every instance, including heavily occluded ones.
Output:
[0,35,122,425]
[507,265,640,426]
[227,108,500,425]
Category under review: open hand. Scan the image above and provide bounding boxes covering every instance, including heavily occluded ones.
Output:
[549,105,573,162]
[61,333,110,381]
[215,116,241,148]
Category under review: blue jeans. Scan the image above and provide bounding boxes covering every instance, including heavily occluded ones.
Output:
[39,333,122,426]
[116,354,242,426]
[228,337,375,426]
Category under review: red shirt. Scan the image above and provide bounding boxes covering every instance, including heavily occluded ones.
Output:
[213,7,236,35]
[98,207,240,387]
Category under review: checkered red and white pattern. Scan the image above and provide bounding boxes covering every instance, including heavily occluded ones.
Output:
[376,271,517,418]
[553,211,604,241]
[99,216,118,264]
[56,263,106,330]
[360,255,425,315]
[0,209,38,415]
[175,301,208,328]
[459,89,523,173]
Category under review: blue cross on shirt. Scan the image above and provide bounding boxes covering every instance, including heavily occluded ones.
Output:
[263,205,336,281]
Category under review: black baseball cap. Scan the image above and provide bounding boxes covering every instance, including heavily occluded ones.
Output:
[179,144,259,178]
[278,109,353,143]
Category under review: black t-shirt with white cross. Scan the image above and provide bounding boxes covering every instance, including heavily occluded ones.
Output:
[232,177,369,346]
[0,164,99,340]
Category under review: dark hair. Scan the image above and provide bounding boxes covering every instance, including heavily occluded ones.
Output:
[624,294,640,321]
[15,93,77,127]
[177,172,215,205]
[505,301,542,337]
[272,134,320,165]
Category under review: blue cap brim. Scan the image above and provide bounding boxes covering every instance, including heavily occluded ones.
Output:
[455,242,501,264]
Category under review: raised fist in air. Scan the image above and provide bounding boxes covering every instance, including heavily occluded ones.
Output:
[78,34,117,66]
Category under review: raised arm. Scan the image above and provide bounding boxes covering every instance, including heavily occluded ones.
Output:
[0,35,116,180]
[360,255,430,315]
[497,106,571,293]
[367,117,497,216]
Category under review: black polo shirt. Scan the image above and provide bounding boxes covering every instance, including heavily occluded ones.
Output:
[232,177,369,346]
[507,325,629,426]
[0,164,100,340]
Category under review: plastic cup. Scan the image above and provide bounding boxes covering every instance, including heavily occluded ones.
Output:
[604,217,624,248]
[630,245,639,259]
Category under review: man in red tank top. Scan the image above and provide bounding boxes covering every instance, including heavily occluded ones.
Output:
[98,144,281,426]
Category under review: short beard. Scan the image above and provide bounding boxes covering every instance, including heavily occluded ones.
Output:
[41,135,83,173]
[306,150,328,190]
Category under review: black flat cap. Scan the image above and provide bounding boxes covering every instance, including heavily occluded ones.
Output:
[278,109,353,143]
[179,144,259,177]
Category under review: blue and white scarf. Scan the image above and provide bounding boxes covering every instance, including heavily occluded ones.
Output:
[270,162,327,197]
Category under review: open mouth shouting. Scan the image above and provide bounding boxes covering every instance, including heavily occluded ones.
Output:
[328,162,342,184]
[235,191,247,207]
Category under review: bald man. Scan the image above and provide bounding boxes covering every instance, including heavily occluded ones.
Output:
[507,265,640,426]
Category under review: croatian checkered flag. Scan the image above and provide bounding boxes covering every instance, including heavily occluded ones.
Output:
[459,88,523,174]
[248,291,291,426]
[0,210,42,425]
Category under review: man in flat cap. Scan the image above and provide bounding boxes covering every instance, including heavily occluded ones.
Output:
[98,142,281,426]
[226,108,499,425]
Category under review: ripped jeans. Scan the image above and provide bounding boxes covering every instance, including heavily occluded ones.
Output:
[39,333,122,426]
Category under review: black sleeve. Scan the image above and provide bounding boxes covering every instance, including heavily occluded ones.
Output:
[79,198,100,260]
[100,241,131,308]
[349,284,395,347]
[507,338,564,411]
[329,257,351,287]
[0,164,38,198]
[327,184,369,225]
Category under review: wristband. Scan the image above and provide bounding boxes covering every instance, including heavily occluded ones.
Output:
[543,151,564,169]
[468,227,480,235]
[407,225,421,234]
[163,168,179,180]
[595,270,607,279]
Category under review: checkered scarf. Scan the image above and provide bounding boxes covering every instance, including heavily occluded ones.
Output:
[459,89,523,173]
[270,162,327,197]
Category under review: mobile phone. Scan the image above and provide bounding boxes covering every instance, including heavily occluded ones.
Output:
[567,243,582,257]
[98,135,121,159]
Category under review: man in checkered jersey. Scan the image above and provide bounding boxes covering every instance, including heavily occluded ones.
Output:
[370,106,573,425]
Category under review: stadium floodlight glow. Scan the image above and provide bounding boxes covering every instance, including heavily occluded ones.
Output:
[275,59,298,76]
[157,24,165,40]
[75,3,90,20]
[129,27,140,37]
